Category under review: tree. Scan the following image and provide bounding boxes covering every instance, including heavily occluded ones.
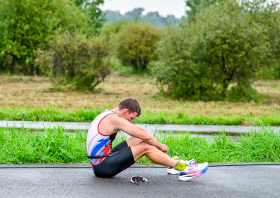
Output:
[244,0,280,79]
[114,22,162,71]
[104,10,122,23]
[154,0,269,101]
[142,12,165,27]
[0,0,91,75]
[104,8,182,27]
[165,15,181,25]
[186,0,220,18]
[123,8,145,21]
[72,0,106,34]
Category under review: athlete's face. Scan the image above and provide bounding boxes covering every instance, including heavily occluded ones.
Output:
[122,110,138,123]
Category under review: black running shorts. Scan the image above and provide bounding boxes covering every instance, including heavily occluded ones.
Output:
[92,140,135,178]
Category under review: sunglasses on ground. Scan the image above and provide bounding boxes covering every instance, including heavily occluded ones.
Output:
[130,176,149,185]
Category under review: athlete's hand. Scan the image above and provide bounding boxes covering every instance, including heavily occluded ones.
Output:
[161,144,169,153]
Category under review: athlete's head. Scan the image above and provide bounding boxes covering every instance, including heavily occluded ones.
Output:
[118,97,141,118]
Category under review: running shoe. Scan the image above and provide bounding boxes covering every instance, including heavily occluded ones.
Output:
[167,156,196,175]
[179,162,209,181]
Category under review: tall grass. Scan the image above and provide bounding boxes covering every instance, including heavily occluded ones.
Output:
[0,106,280,126]
[1,126,279,164]
[0,126,88,164]
[157,126,280,163]
[0,107,102,122]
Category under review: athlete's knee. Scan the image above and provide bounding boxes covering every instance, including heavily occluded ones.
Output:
[139,141,154,153]
[126,136,143,146]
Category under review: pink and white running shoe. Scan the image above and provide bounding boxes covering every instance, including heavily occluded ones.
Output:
[167,156,196,175]
[179,162,209,181]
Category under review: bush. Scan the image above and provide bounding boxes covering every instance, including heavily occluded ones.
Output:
[153,0,269,101]
[99,20,131,42]
[35,33,114,91]
[114,22,162,71]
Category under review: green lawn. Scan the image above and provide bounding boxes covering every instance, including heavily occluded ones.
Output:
[1,106,280,126]
[1,125,279,164]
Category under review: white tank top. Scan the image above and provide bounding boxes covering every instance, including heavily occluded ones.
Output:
[86,110,117,165]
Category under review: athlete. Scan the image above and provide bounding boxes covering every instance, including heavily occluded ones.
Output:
[87,97,208,181]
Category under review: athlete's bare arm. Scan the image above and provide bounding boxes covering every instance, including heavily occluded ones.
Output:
[132,124,150,134]
[111,115,166,152]
[131,123,168,153]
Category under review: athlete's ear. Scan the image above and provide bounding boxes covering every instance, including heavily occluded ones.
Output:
[123,109,129,116]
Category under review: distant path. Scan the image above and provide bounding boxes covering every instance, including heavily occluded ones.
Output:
[1,120,280,134]
[1,164,280,198]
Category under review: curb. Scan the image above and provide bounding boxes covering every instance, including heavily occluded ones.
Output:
[1,120,280,134]
[1,163,280,169]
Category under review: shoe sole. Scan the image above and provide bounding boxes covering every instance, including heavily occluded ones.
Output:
[179,163,209,181]
[167,168,180,175]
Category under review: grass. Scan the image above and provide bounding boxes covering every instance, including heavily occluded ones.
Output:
[1,126,279,164]
[0,73,280,126]
[115,64,152,76]
[0,106,280,126]
[0,126,87,164]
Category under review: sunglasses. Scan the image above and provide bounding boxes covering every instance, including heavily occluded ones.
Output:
[130,176,149,185]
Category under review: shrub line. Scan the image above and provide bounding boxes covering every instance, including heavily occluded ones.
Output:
[0,106,280,126]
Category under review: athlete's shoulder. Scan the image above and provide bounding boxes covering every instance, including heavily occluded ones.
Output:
[109,114,130,127]
[108,113,122,122]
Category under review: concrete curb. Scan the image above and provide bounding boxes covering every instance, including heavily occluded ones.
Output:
[1,163,280,168]
[1,120,280,134]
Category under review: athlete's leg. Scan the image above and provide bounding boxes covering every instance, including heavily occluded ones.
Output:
[126,136,143,146]
[130,141,177,168]
[112,136,142,153]
[111,141,128,152]
[93,146,135,178]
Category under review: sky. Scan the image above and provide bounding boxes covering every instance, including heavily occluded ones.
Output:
[101,0,187,18]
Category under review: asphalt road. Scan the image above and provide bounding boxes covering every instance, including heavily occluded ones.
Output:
[1,164,280,198]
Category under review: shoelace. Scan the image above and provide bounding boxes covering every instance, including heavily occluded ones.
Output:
[186,163,199,174]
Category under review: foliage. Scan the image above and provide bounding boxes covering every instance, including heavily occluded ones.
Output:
[104,8,182,27]
[1,126,279,164]
[72,0,106,34]
[154,0,269,101]
[122,8,145,20]
[114,22,162,71]
[0,126,88,164]
[1,106,280,126]
[99,20,131,42]
[0,0,91,75]
[35,33,114,90]
[186,0,280,80]
[104,8,144,23]
[186,0,221,18]
[246,0,280,79]
[155,126,280,163]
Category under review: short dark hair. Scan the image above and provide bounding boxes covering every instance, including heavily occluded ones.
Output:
[118,97,141,117]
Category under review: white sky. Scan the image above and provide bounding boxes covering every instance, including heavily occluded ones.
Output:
[101,0,187,18]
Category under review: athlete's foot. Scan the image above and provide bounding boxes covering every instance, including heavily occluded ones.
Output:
[167,156,196,175]
[179,162,209,181]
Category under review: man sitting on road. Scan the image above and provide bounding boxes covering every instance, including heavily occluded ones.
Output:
[87,97,208,181]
